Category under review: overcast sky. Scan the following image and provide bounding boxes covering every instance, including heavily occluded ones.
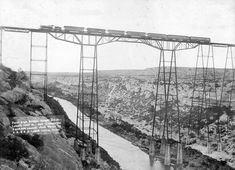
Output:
[0,0,234,72]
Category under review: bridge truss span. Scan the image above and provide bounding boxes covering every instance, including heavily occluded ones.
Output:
[49,31,199,51]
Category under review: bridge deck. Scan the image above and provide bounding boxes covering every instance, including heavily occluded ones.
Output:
[1,25,234,47]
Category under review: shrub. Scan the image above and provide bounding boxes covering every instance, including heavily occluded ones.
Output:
[18,133,44,149]
[8,72,17,89]
[189,132,196,138]
[211,143,217,148]
[190,163,196,167]
[232,138,235,143]
[16,69,28,82]
[31,134,44,148]
[0,136,29,161]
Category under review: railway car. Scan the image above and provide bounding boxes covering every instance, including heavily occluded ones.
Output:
[190,36,210,43]
[125,31,146,38]
[54,26,62,32]
[64,26,85,33]
[107,29,125,36]
[87,28,105,35]
[167,35,190,42]
[147,33,167,40]
[40,25,55,31]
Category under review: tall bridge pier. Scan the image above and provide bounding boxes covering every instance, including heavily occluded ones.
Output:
[219,46,235,151]
[30,32,48,100]
[151,42,182,167]
[75,35,100,163]
[188,44,218,154]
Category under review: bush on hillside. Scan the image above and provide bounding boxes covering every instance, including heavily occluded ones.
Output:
[0,136,29,161]
[16,68,28,82]
[18,133,44,149]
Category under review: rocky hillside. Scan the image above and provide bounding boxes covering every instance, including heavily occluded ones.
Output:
[47,68,234,133]
[0,65,120,170]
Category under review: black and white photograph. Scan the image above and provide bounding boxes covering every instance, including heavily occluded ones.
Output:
[0,0,234,169]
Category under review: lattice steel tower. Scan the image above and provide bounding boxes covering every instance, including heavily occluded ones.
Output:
[151,42,182,167]
[188,45,218,153]
[219,46,234,145]
[30,32,48,101]
[75,35,100,163]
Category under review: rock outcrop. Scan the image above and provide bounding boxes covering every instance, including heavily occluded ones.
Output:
[0,65,84,170]
[0,65,120,170]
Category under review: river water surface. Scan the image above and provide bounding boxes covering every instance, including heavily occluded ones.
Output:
[55,97,172,170]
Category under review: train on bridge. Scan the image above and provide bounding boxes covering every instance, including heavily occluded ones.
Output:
[40,25,211,44]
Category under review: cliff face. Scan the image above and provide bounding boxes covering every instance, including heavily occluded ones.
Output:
[0,65,84,170]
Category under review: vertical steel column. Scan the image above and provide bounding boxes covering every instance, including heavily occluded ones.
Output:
[164,50,174,142]
[81,43,85,145]
[75,39,83,142]
[81,43,85,148]
[161,49,170,166]
[75,37,86,159]
[203,45,218,153]
[228,48,234,109]
[172,50,183,166]
[0,29,2,65]
[152,50,162,138]
[228,48,234,137]
[162,50,169,140]
[198,45,206,137]
[188,46,200,137]
[150,50,162,158]
[30,32,32,87]
[220,47,230,107]
[151,47,182,165]
[190,45,206,138]
[44,33,48,101]
[173,50,181,143]
[89,42,96,138]
[205,45,218,144]
[95,44,99,148]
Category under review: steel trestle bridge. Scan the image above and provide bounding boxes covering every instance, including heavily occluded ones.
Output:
[0,25,234,167]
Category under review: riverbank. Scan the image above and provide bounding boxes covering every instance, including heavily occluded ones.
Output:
[47,91,234,170]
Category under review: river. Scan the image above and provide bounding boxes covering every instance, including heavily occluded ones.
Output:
[55,97,172,170]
